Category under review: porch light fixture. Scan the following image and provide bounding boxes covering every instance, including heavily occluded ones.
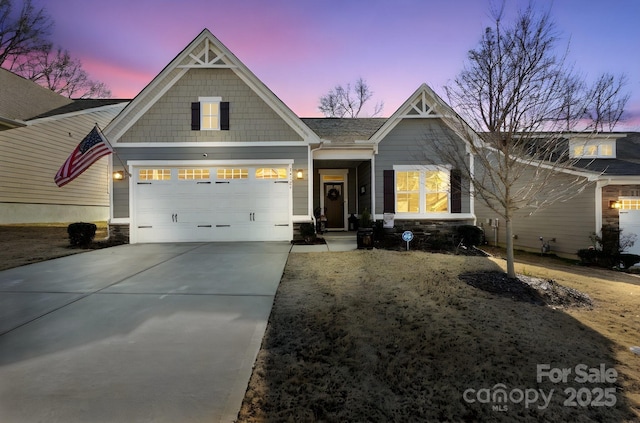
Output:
[609,200,621,209]
[296,169,304,179]
[113,170,125,181]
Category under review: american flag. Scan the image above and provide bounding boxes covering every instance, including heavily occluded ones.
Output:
[54,125,112,187]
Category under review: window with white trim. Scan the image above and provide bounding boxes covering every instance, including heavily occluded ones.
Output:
[200,97,221,130]
[191,97,230,131]
[394,166,450,214]
[569,139,616,158]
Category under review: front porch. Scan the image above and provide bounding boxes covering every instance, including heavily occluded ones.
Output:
[313,159,373,232]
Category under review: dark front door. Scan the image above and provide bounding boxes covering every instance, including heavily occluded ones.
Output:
[324,183,344,229]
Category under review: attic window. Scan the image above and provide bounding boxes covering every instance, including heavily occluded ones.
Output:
[201,97,220,130]
[191,97,230,131]
[569,139,616,159]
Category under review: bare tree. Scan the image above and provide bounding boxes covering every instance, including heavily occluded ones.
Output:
[319,77,383,117]
[437,4,628,278]
[585,73,629,132]
[1,0,110,98]
[14,47,111,98]
[0,0,52,68]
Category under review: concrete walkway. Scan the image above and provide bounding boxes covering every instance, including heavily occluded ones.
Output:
[290,231,357,253]
[0,242,290,423]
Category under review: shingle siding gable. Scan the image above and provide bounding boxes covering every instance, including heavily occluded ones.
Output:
[119,68,302,143]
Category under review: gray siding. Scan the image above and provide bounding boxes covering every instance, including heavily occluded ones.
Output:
[0,104,125,223]
[118,68,302,143]
[375,119,471,215]
[113,146,309,218]
[475,171,596,258]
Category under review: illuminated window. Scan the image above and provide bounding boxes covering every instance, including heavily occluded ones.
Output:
[619,198,640,210]
[139,169,171,180]
[395,166,450,214]
[600,143,613,157]
[425,170,449,213]
[570,139,616,158]
[396,171,420,213]
[200,97,221,130]
[179,169,210,180]
[256,168,288,179]
[216,168,248,179]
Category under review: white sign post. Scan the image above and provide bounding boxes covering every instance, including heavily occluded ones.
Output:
[402,230,414,251]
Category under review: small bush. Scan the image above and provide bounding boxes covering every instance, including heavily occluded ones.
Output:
[68,222,97,247]
[580,226,639,269]
[456,225,484,247]
[299,223,316,244]
[620,253,640,269]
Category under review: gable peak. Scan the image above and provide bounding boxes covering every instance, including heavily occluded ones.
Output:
[178,29,236,69]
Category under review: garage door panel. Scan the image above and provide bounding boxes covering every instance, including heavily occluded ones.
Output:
[133,165,291,243]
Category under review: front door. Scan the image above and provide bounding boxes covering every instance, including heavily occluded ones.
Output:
[324,183,344,229]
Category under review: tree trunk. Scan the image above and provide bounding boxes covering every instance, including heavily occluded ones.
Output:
[505,218,516,278]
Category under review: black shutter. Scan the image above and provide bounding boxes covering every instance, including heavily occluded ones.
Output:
[383,169,395,213]
[451,169,462,213]
[191,102,200,130]
[220,102,230,130]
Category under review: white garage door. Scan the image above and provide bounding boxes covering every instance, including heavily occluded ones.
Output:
[619,204,640,255]
[132,165,291,243]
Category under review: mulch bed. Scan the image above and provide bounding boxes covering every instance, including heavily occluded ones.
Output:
[460,271,594,308]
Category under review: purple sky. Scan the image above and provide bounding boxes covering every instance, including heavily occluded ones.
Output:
[36,0,640,130]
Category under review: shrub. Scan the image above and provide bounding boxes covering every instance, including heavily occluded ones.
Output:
[577,248,612,267]
[619,253,640,269]
[455,225,484,247]
[67,222,97,247]
[579,226,640,269]
[299,223,316,244]
[360,209,373,228]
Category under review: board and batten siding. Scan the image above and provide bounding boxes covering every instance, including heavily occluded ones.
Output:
[374,119,472,215]
[112,146,309,219]
[474,170,596,258]
[117,68,302,144]
[0,104,126,223]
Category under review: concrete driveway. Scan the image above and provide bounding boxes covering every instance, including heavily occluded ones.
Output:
[0,242,290,423]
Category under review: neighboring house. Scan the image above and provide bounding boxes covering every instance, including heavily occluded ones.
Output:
[105,29,475,243]
[0,68,129,223]
[0,68,74,131]
[475,133,640,258]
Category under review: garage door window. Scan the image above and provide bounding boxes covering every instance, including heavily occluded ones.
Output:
[256,168,287,180]
[179,169,210,180]
[217,168,248,179]
[618,198,640,210]
[139,169,171,180]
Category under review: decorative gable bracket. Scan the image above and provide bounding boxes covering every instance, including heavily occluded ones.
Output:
[178,38,237,69]
[404,91,442,118]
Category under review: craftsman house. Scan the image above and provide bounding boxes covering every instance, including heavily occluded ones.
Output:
[105,28,475,243]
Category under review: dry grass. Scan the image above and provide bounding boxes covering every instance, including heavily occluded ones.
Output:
[238,250,640,422]
[0,223,109,271]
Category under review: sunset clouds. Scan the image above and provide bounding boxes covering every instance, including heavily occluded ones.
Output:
[36,0,640,129]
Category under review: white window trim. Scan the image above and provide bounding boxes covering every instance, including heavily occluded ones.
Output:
[393,164,452,217]
[199,96,222,131]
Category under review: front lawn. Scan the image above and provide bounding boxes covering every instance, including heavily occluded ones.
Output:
[238,250,640,422]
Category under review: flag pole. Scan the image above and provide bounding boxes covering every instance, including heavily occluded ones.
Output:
[96,123,131,177]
